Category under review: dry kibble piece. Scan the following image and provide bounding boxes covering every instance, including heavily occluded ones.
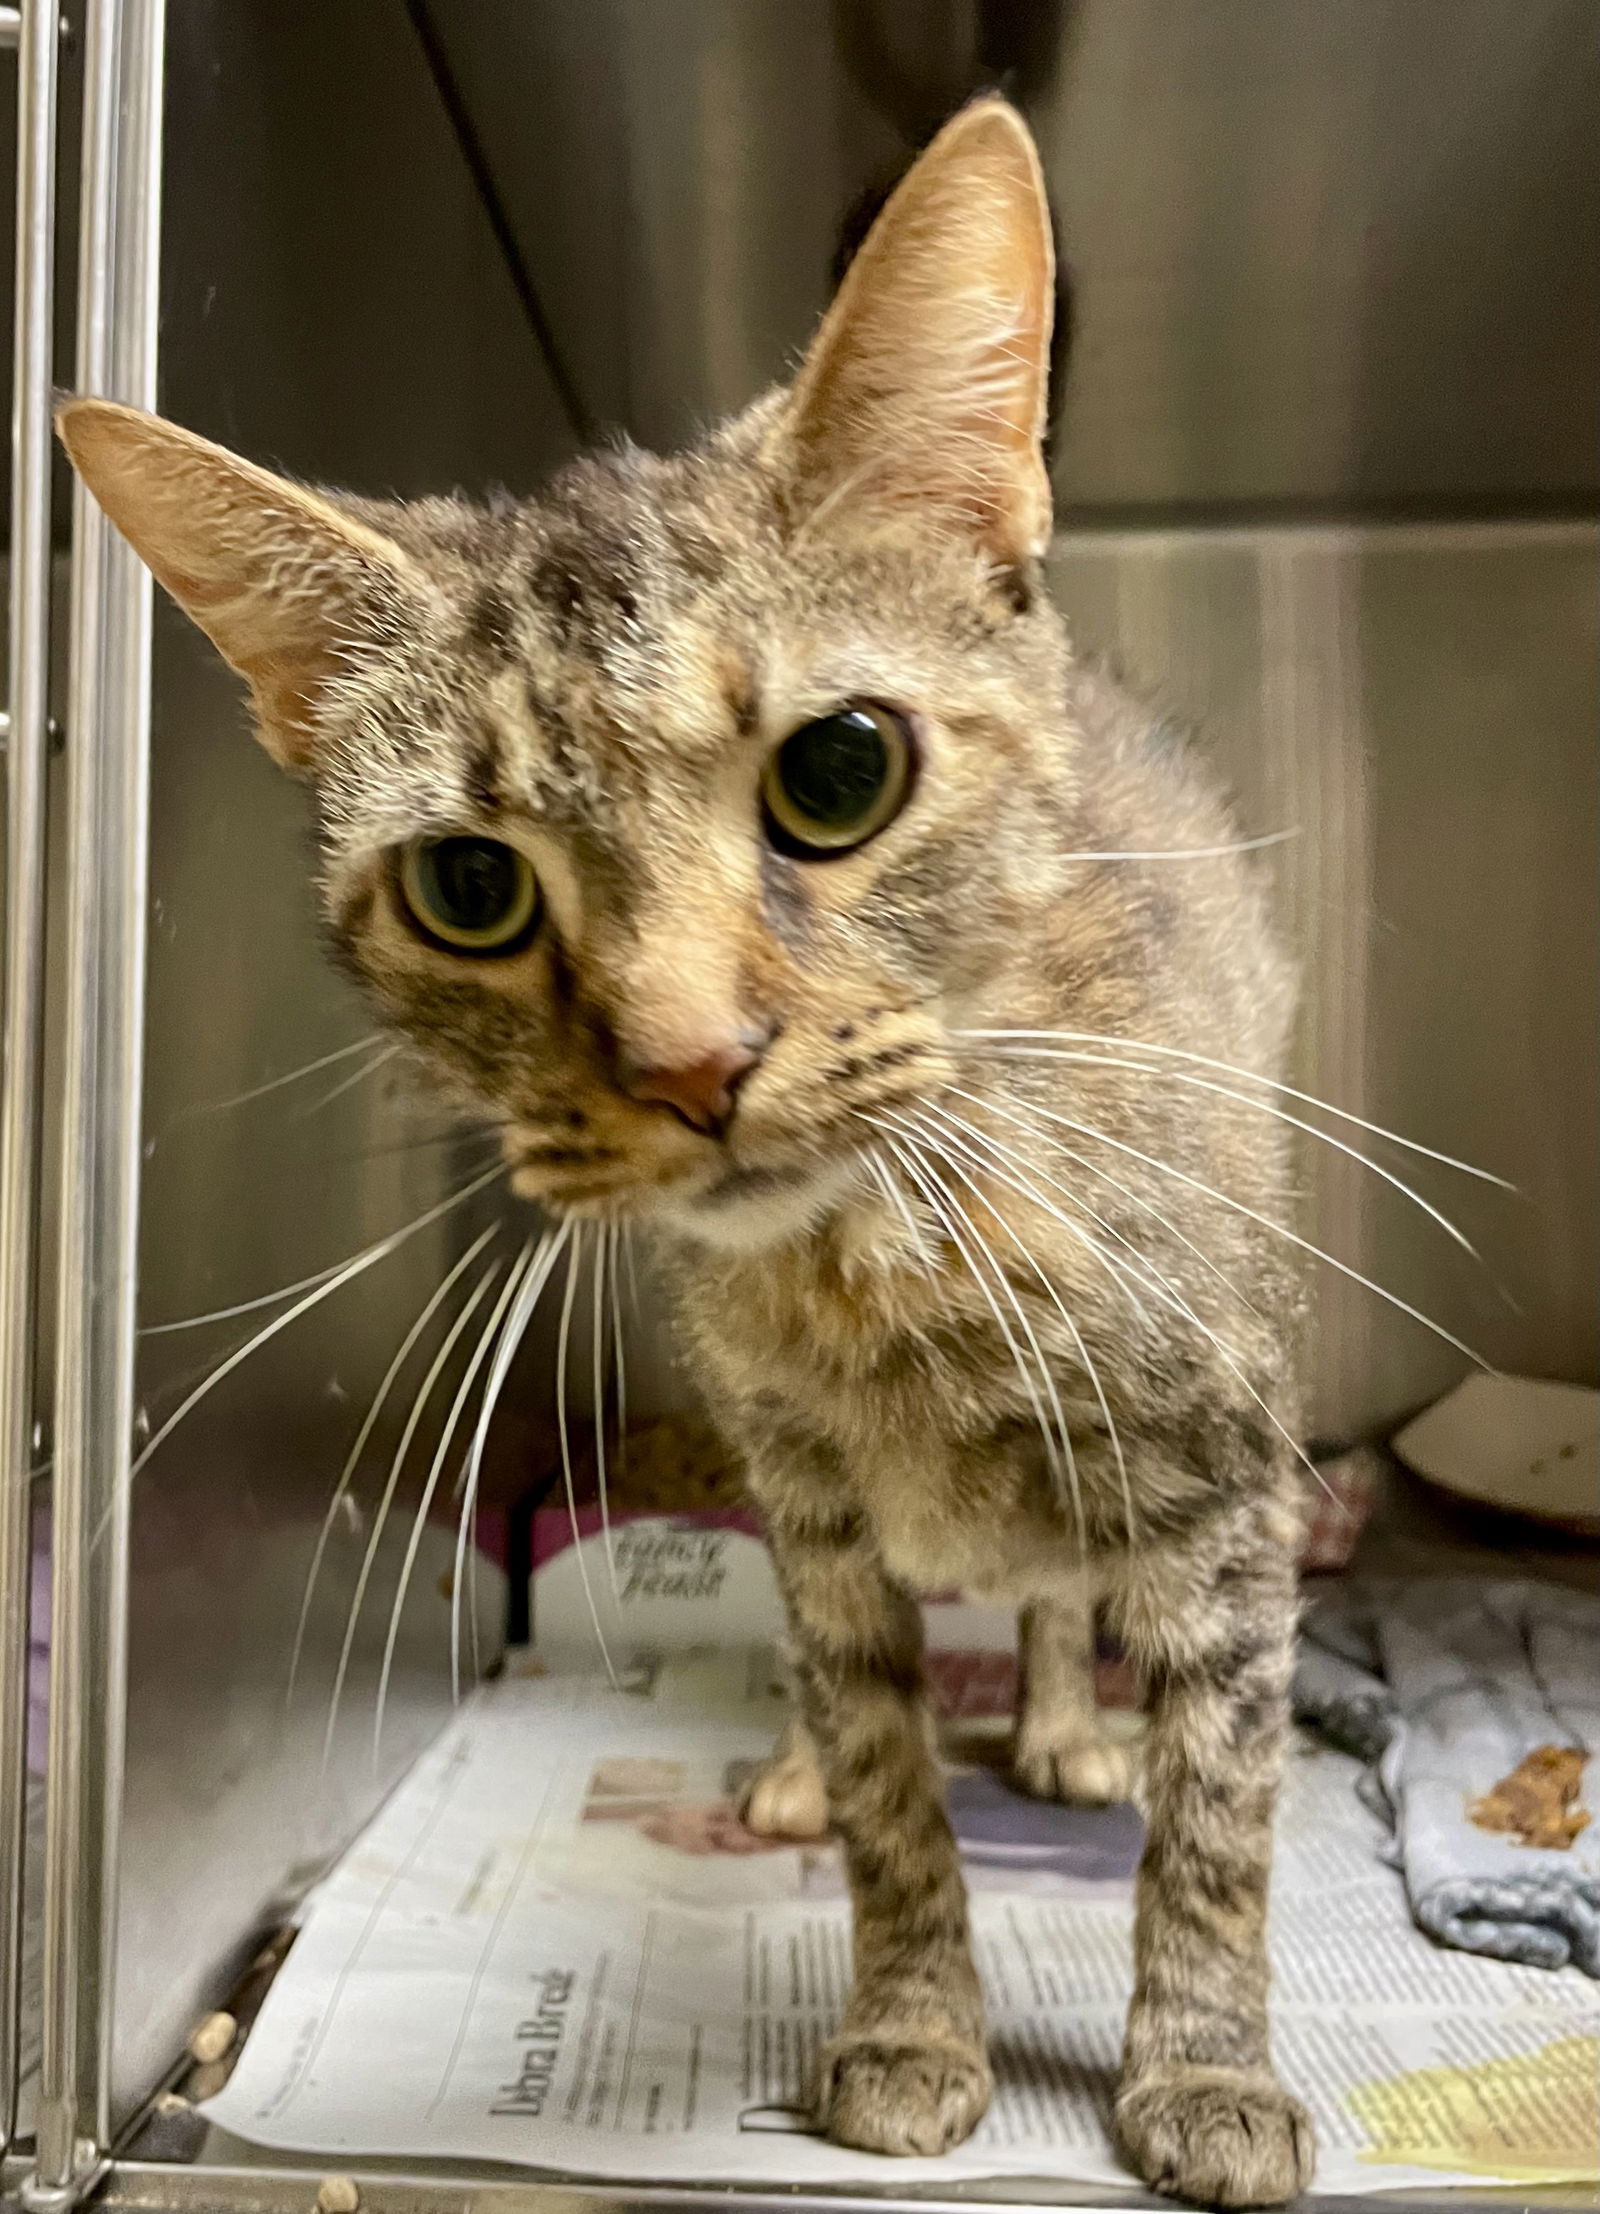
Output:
[316,2177,361,2214]
[154,2090,191,2117]
[187,2009,236,2063]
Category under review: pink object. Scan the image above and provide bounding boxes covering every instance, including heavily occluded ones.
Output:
[1299,1447,1382,1574]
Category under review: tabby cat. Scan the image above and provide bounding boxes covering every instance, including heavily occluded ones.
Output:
[61,98,1314,2205]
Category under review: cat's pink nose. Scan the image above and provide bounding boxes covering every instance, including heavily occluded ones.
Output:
[623,1041,762,1137]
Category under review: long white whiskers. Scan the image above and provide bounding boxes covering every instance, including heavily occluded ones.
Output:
[949,1086,1261,1318]
[321,1255,502,1768]
[934,1102,1261,1371]
[606,1222,628,1466]
[134,1163,505,1478]
[1063,830,1298,863]
[865,1147,938,1276]
[465,1487,484,1690]
[927,1104,1162,1346]
[880,1135,1074,1534]
[286,1218,500,1707]
[177,1032,384,1121]
[558,1230,617,1686]
[1083,1218,1327,1494]
[904,1105,1136,1545]
[592,1225,618,1599]
[956,1028,1511,1187]
[373,1245,532,1762]
[295,1040,402,1119]
[891,1125,1087,1558]
[143,1160,505,1336]
[143,1270,351,1339]
[978,1046,1482,1260]
[916,1106,1332,1498]
[960,1085,1488,1370]
[452,1221,572,1699]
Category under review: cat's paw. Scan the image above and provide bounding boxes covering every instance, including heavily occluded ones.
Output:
[817,2034,991,2156]
[739,1747,830,1841]
[1116,2068,1315,2206]
[1013,1725,1137,1806]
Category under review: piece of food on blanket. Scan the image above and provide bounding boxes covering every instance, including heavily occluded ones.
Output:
[1469,1744,1591,1851]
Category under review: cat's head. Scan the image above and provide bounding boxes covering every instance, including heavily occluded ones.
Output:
[61,98,1076,1251]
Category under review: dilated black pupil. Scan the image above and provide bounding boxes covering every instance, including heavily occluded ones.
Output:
[425,838,518,929]
[777,711,888,827]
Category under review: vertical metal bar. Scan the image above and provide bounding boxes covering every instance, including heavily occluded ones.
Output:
[30,0,165,2197]
[0,0,61,2155]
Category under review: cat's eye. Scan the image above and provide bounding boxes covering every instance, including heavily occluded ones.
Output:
[761,704,913,857]
[398,837,540,953]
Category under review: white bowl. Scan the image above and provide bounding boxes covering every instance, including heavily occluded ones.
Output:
[1393,1374,1599,1535]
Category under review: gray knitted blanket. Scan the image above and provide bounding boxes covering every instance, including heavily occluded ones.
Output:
[1294,1578,1600,1975]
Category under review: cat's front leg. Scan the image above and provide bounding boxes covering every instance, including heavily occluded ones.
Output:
[1109,1493,1314,2207]
[756,1474,990,2156]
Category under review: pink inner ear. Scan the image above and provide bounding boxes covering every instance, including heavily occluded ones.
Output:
[57,399,424,776]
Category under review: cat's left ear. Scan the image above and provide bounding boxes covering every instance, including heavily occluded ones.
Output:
[56,398,429,774]
[781,96,1054,572]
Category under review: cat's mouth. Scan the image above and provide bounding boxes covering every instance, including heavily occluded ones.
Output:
[501,1116,861,1247]
[694,1160,813,1204]
[499,1016,950,1241]
[659,1150,860,1248]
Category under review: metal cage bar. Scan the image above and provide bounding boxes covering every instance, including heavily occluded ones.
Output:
[0,0,62,2157]
[29,0,166,2198]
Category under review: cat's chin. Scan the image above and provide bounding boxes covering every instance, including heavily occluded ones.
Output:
[656,1155,858,1254]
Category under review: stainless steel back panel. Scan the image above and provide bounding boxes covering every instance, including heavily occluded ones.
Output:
[1050,520,1600,1436]
[425,0,1600,509]
[157,2,578,492]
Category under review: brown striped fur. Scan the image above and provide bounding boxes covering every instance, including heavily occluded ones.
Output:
[60,100,1313,2204]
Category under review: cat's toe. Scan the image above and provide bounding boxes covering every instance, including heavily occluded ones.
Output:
[1116,2069,1315,2207]
[817,2035,991,2156]
[739,1750,830,1841]
[1013,1728,1137,1806]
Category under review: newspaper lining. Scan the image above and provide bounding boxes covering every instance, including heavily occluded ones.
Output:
[203,1653,1600,2191]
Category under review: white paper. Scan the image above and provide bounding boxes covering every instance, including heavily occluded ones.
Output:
[532,1516,1018,1657]
[205,1656,1600,2193]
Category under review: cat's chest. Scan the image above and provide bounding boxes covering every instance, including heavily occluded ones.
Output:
[677,1239,1066,1594]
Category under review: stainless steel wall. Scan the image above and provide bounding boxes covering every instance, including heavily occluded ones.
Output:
[1049,520,1600,1437]
[5,0,1594,2135]
[423,0,1600,508]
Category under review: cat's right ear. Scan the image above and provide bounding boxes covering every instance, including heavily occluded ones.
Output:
[56,399,426,775]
